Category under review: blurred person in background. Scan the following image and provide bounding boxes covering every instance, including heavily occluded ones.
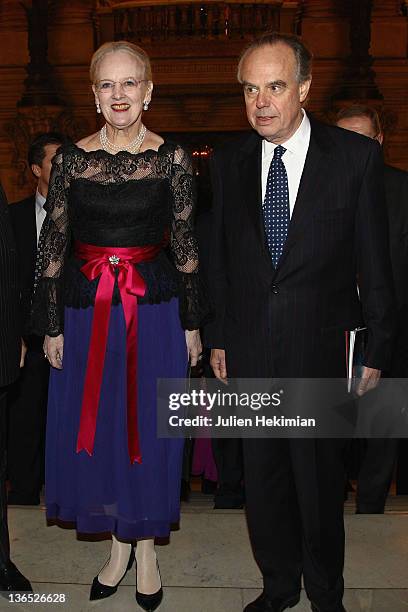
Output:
[0,182,32,593]
[336,105,408,511]
[7,132,67,506]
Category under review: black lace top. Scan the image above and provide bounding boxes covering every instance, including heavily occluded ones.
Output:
[31,141,209,336]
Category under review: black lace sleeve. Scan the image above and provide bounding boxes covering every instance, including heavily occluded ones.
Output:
[31,150,70,336]
[169,145,209,330]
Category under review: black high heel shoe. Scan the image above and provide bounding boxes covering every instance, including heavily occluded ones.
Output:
[89,547,135,601]
[135,560,163,611]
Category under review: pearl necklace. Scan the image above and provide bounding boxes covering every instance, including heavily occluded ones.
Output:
[99,124,147,155]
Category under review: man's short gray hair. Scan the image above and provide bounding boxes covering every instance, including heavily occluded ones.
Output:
[237,32,313,84]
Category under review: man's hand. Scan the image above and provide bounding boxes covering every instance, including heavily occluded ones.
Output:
[356,366,381,397]
[210,348,227,383]
[20,339,27,368]
[185,329,202,367]
[44,334,64,370]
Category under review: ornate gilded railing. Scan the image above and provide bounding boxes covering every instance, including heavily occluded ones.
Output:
[101,1,284,42]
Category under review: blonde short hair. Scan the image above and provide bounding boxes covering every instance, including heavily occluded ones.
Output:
[90,41,152,83]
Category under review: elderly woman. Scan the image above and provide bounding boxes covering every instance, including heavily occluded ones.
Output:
[31,41,206,610]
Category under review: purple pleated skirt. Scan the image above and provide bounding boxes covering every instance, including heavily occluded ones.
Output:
[45,299,186,540]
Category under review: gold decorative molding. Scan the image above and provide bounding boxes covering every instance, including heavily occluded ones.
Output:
[182,96,214,126]
[4,106,88,188]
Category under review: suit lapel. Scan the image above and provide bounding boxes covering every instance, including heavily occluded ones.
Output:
[237,133,266,245]
[236,121,335,273]
[27,197,38,287]
[277,120,334,269]
[30,196,37,252]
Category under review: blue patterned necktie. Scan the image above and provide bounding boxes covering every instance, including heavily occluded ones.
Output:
[262,144,289,268]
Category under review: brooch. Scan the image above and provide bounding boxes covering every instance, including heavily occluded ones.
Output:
[108,255,120,266]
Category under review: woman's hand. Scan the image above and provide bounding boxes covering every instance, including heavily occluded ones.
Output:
[185,329,202,367]
[44,334,64,370]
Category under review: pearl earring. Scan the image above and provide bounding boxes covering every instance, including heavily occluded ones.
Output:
[96,102,101,114]
[143,101,149,111]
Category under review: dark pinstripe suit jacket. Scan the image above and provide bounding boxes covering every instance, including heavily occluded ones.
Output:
[8,195,42,350]
[385,165,408,309]
[0,185,20,387]
[207,118,395,378]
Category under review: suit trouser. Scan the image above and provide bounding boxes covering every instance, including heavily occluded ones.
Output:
[211,438,243,491]
[391,312,408,495]
[6,350,49,500]
[352,318,408,507]
[209,356,243,498]
[355,439,398,512]
[396,439,408,494]
[0,390,10,567]
[243,437,347,610]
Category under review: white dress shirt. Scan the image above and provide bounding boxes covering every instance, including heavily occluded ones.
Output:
[261,110,311,218]
[35,190,47,247]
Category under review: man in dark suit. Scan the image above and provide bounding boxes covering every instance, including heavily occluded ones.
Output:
[7,133,66,505]
[336,105,408,510]
[195,178,244,509]
[0,183,32,592]
[207,34,394,612]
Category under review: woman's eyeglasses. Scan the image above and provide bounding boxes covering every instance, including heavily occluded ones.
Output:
[96,79,147,93]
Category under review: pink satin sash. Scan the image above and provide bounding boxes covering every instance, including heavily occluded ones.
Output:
[74,241,162,464]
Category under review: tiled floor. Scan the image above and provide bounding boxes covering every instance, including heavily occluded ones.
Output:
[1,495,408,612]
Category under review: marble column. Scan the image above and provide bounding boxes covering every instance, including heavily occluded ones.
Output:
[47,0,96,138]
[0,2,28,65]
[300,0,349,58]
[372,0,400,16]
[279,1,302,34]
[3,1,91,198]
[48,0,94,65]
[371,0,407,57]
[301,0,346,18]
[333,0,382,101]
[18,0,61,107]
[0,2,29,198]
